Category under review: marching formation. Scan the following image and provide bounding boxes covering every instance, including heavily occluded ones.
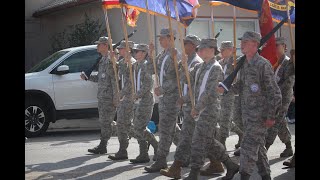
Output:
[80,28,295,180]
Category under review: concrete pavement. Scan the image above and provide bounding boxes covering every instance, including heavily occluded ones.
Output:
[26,119,295,180]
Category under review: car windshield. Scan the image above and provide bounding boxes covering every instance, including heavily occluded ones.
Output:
[27,50,70,73]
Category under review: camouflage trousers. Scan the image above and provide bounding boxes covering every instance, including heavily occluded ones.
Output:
[173,123,181,146]
[132,103,154,142]
[116,101,134,148]
[265,101,292,145]
[156,96,179,160]
[240,119,270,176]
[230,95,244,136]
[98,99,116,144]
[218,93,235,139]
[190,105,228,169]
[174,107,194,163]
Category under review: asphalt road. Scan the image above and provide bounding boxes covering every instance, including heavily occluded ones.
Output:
[25,119,295,180]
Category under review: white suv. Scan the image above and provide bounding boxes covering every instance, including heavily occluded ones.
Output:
[25,45,101,137]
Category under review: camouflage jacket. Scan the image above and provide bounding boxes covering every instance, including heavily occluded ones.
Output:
[118,56,136,102]
[89,56,118,101]
[133,59,155,106]
[155,48,181,97]
[179,52,203,108]
[233,52,282,121]
[275,55,295,106]
[188,57,223,112]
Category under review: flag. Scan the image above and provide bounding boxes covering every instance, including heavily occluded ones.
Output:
[102,0,121,9]
[208,0,295,25]
[121,0,199,27]
[259,0,278,66]
[122,6,140,27]
[268,0,295,24]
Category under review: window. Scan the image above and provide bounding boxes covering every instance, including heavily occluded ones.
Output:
[187,18,259,56]
[59,49,100,73]
[28,50,69,73]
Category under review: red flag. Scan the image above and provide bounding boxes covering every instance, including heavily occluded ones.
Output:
[122,6,140,27]
[259,0,277,67]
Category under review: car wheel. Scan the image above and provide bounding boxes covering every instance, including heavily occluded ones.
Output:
[25,99,51,137]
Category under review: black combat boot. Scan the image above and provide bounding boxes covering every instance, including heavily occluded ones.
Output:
[222,156,239,180]
[283,153,295,168]
[108,141,128,160]
[130,140,150,163]
[88,141,107,154]
[280,141,293,157]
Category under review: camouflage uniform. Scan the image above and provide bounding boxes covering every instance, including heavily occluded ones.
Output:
[218,55,236,145]
[89,55,117,147]
[189,57,225,170]
[174,51,202,163]
[265,38,295,157]
[232,33,282,177]
[145,28,181,172]
[108,41,136,160]
[129,44,155,162]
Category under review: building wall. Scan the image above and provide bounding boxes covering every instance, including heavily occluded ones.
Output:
[25,0,295,72]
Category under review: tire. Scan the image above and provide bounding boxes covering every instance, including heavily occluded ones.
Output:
[25,99,51,137]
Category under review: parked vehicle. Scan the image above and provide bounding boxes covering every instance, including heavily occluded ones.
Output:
[25,45,162,137]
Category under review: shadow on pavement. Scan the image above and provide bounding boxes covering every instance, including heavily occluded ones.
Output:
[25,155,102,173]
[273,168,295,180]
[26,129,100,143]
[32,161,112,180]
[77,163,146,180]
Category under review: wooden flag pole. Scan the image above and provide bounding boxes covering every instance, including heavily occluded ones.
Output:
[285,0,295,68]
[102,7,120,96]
[173,0,195,109]
[232,6,237,68]
[211,6,215,37]
[166,0,182,97]
[120,5,135,97]
[145,0,160,87]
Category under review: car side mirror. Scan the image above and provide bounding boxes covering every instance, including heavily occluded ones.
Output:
[56,65,69,75]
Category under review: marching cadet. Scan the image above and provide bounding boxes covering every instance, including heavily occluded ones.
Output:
[81,36,119,154]
[219,31,282,180]
[265,37,295,158]
[108,40,136,160]
[184,38,239,180]
[160,34,203,179]
[129,43,157,163]
[144,28,181,173]
[217,41,236,147]
[199,41,237,176]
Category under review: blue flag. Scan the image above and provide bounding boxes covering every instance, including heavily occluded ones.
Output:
[120,0,199,27]
[208,0,295,24]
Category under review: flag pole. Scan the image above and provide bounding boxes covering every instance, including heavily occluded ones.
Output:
[102,6,120,97]
[173,0,195,109]
[120,5,135,98]
[145,0,160,88]
[285,0,295,68]
[211,6,215,37]
[232,6,237,68]
[166,0,182,98]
